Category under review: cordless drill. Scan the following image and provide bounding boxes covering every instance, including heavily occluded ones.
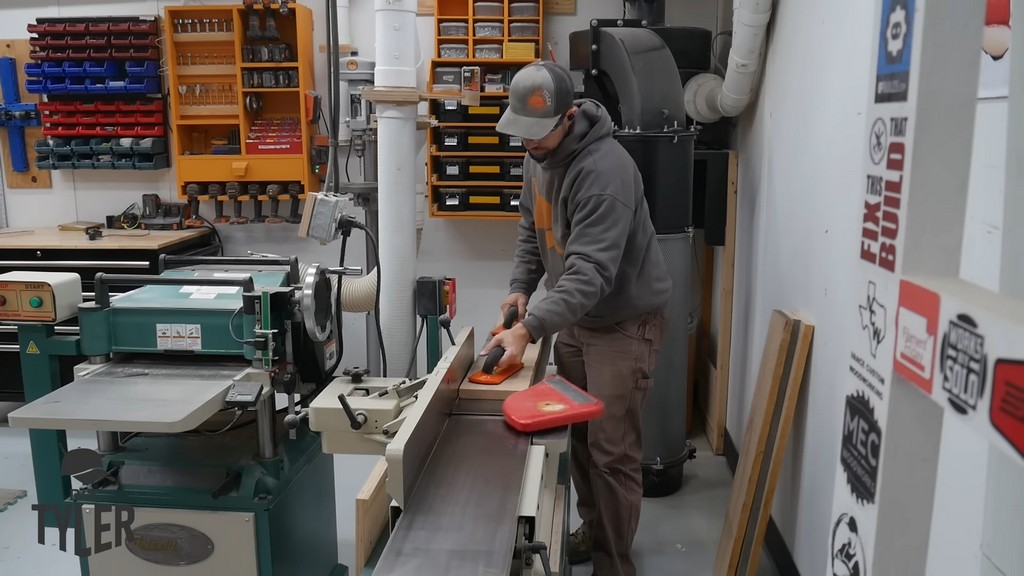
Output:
[209,183,229,223]
[226,181,249,225]
[249,183,267,223]
[285,183,303,224]
[266,183,284,223]
[185,183,205,228]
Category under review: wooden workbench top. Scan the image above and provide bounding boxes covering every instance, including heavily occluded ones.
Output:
[0,227,210,250]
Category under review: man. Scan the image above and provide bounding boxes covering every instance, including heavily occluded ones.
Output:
[481,61,672,576]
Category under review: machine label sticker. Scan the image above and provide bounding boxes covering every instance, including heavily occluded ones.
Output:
[25,341,39,354]
[875,0,915,103]
[831,512,868,576]
[868,118,887,165]
[893,280,940,394]
[156,324,172,350]
[991,359,1024,458]
[941,314,987,415]
[841,392,882,504]
[125,523,215,566]
[185,324,202,351]
[860,116,908,273]
[171,324,188,350]
[325,339,338,367]
[860,281,887,358]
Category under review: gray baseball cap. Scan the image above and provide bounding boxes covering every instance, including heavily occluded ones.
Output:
[496,61,575,140]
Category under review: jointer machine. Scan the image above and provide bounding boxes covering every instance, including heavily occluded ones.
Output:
[5,252,569,575]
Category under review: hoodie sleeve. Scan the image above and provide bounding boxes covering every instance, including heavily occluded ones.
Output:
[509,174,545,297]
[520,163,634,339]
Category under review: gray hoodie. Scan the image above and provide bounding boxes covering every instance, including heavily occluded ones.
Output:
[512,99,673,340]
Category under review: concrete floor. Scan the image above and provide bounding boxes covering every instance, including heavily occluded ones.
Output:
[0,403,779,576]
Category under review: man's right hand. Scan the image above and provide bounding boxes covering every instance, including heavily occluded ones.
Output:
[500,293,529,323]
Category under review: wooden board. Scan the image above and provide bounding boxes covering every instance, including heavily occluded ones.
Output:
[418,0,575,16]
[355,458,390,575]
[0,227,209,250]
[709,151,738,454]
[0,39,51,190]
[713,310,795,576]
[739,316,814,576]
[458,338,542,400]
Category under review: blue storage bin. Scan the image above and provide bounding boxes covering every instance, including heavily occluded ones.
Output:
[85,60,121,78]
[44,79,68,93]
[23,63,44,78]
[125,77,159,94]
[70,138,93,154]
[85,79,109,93]
[62,61,87,77]
[124,60,158,77]
[34,139,52,154]
[105,79,129,93]
[65,78,87,93]
[35,155,55,170]
[42,62,66,77]
[132,137,165,154]
[133,154,168,170]
[25,79,47,94]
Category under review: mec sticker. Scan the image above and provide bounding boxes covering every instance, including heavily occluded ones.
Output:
[841,392,882,505]
[941,314,987,415]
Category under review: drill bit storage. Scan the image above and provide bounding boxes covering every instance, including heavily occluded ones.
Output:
[166,3,319,217]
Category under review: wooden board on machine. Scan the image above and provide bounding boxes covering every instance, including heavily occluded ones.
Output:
[419,0,575,14]
[459,338,543,400]
[0,39,52,190]
[355,458,390,575]
[714,309,814,576]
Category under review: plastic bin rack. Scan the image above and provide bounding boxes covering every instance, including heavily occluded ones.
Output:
[34,137,168,170]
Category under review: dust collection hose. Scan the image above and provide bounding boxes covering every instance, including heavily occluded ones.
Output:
[300,262,377,313]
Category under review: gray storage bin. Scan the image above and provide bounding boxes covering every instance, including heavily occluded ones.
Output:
[434,66,462,85]
[474,21,503,37]
[474,44,503,59]
[474,2,503,17]
[509,2,540,17]
[440,43,469,58]
[510,22,539,38]
[439,21,468,37]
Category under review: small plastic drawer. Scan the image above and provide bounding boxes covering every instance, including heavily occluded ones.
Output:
[437,188,469,211]
[67,49,91,60]
[111,48,133,59]
[132,137,166,154]
[88,48,113,59]
[86,22,110,33]
[85,60,121,78]
[66,22,89,34]
[72,153,95,169]
[97,101,120,112]
[44,23,67,34]
[26,24,45,34]
[505,158,525,181]
[111,137,133,154]
[136,125,164,137]
[108,22,131,34]
[110,36,133,47]
[504,133,526,152]
[28,37,47,48]
[90,138,114,154]
[53,154,76,169]
[116,113,137,123]
[62,61,87,76]
[25,79,47,94]
[474,44,503,59]
[49,138,72,153]
[438,129,466,152]
[92,154,115,170]
[130,22,158,34]
[23,63,44,78]
[35,155,55,170]
[84,79,109,93]
[474,22,503,37]
[438,158,467,181]
[509,2,540,17]
[33,139,52,154]
[85,35,110,46]
[96,113,119,124]
[47,79,72,93]
[46,49,72,60]
[36,101,58,112]
[125,76,157,94]
[439,43,469,58]
[116,126,138,137]
[105,79,129,93]
[76,102,99,112]
[510,23,539,38]
[474,2,504,17]
[129,48,158,60]
[42,62,66,77]
[464,129,505,152]
[133,154,168,170]
[434,66,462,86]
[64,36,90,47]
[439,22,468,37]
[125,60,158,76]
[129,35,157,47]
[76,114,101,125]
[125,99,162,112]
[113,155,136,170]
[501,188,522,212]
[466,158,506,181]
[136,112,164,124]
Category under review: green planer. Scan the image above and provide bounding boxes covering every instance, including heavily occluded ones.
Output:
[5,256,350,576]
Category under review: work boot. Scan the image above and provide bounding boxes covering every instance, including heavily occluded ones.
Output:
[567,523,591,565]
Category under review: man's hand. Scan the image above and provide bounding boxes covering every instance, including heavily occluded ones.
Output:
[500,293,529,323]
[480,324,531,372]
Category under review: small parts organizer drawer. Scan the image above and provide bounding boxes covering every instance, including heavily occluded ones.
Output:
[437,128,522,153]
[437,158,524,182]
[434,99,509,123]
[437,188,521,212]
[38,99,165,138]
[35,136,168,171]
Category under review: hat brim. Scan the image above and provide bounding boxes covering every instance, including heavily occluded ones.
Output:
[495,108,561,140]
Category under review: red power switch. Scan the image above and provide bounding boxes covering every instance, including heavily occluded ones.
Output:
[444,278,457,320]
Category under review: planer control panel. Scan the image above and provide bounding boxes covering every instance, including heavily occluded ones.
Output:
[0,272,82,323]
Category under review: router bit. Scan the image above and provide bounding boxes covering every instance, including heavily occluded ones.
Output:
[248,183,267,223]
[204,18,211,33]
[226,182,248,225]
[185,183,205,228]
[285,183,303,224]
[185,19,192,34]
[265,184,284,223]
[212,19,219,33]
[175,20,183,34]
[209,183,229,223]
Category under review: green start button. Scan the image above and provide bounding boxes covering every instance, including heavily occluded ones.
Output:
[29,296,43,309]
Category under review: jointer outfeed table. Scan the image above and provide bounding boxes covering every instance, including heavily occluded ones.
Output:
[311,327,570,576]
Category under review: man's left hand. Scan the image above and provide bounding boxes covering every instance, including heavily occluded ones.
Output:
[480,324,531,371]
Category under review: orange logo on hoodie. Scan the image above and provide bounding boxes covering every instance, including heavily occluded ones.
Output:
[531,174,563,255]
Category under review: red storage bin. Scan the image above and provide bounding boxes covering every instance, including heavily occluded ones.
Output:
[67,49,90,60]
[88,48,112,59]
[129,35,156,47]
[29,50,49,60]
[129,48,157,59]
[77,115,99,125]
[26,24,45,34]
[35,101,57,112]
[129,22,157,34]
[136,125,164,137]
[76,102,99,112]
[108,22,130,33]
[65,23,89,34]
[28,37,47,48]
[86,22,110,33]
[54,101,78,112]
[111,48,132,59]
[110,36,132,46]
[125,100,162,112]
[86,36,109,46]
[96,101,120,112]
[116,113,137,123]
[116,126,138,136]
[44,23,66,33]
[136,112,164,124]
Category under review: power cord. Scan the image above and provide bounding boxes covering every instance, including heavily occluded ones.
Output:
[337,215,388,377]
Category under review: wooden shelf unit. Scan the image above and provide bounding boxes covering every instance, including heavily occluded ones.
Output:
[164,3,320,203]
[427,0,542,220]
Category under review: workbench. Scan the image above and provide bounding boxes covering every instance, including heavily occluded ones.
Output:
[0,226,216,402]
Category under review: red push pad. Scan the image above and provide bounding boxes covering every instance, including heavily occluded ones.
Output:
[502,375,604,432]
[467,362,524,385]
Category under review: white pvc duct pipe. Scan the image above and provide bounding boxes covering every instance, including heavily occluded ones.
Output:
[337,0,353,144]
[374,0,419,376]
[683,0,773,122]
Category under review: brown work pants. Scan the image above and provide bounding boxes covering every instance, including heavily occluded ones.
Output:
[554,308,668,576]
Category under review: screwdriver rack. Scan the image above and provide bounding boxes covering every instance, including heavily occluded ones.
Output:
[165,3,320,213]
[23,16,168,171]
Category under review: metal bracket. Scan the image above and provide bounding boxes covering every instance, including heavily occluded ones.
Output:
[587,18,648,78]
[0,57,40,173]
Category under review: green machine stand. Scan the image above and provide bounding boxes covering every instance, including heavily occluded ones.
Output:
[7,263,351,576]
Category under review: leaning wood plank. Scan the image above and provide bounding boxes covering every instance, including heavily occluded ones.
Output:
[696,239,716,435]
[702,358,718,444]
[355,458,390,575]
[739,314,814,576]
[0,39,51,190]
[545,0,576,14]
[713,310,794,576]
[458,339,542,400]
[418,0,435,15]
[711,150,739,454]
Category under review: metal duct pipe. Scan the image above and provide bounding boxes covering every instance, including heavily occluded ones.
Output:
[374,0,419,377]
[683,0,773,122]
